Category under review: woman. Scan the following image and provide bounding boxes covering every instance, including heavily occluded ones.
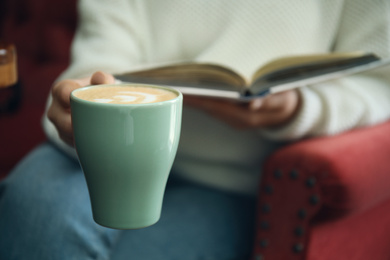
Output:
[1,0,390,259]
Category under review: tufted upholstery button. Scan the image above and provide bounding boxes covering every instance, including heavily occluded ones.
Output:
[294,226,304,237]
[255,254,264,260]
[260,239,269,248]
[292,243,304,253]
[260,221,270,230]
[309,195,320,205]
[264,184,274,195]
[273,169,283,179]
[305,177,316,188]
[290,170,299,180]
[261,204,271,214]
[298,209,307,219]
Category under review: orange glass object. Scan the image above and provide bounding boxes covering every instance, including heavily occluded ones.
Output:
[0,43,17,88]
[0,42,20,113]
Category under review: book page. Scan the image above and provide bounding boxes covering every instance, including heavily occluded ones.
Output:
[117,62,247,90]
[251,52,368,82]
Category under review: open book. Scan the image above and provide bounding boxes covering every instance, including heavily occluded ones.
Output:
[115,52,390,101]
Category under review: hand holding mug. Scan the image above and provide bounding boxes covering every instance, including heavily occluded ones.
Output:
[47,71,116,146]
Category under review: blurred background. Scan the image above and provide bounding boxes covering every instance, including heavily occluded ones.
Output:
[0,0,77,178]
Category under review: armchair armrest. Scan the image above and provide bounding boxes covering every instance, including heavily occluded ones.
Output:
[252,120,390,260]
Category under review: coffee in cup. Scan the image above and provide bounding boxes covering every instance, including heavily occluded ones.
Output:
[72,85,177,104]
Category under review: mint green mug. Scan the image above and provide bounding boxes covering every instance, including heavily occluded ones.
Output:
[70,84,182,229]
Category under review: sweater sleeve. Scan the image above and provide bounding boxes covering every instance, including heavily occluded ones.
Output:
[260,0,390,140]
[59,0,145,79]
[42,0,145,157]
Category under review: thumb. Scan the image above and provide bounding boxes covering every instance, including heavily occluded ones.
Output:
[248,98,263,111]
[90,71,116,85]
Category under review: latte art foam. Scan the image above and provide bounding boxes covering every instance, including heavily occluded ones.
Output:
[92,91,159,104]
[73,85,177,104]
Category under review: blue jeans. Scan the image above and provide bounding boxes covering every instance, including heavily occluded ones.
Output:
[0,143,256,260]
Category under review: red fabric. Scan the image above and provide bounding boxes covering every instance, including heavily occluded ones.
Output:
[272,122,390,215]
[0,0,77,178]
[253,121,390,260]
[308,198,390,260]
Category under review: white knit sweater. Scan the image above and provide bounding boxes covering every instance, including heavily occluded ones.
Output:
[43,0,390,195]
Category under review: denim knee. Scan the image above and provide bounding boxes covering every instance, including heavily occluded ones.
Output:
[0,143,120,260]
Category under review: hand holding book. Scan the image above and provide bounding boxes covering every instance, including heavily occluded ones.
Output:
[184,89,301,129]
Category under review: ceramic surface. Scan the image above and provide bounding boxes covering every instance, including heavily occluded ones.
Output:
[70,84,182,229]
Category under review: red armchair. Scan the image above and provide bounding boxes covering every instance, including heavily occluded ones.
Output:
[253,121,390,260]
[2,0,390,259]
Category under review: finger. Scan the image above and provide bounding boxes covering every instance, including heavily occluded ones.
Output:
[47,102,74,146]
[241,91,301,128]
[51,80,82,109]
[57,115,74,146]
[260,91,297,112]
[260,93,288,111]
[184,92,300,129]
[73,77,92,87]
[189,98,256,126]
[248,98,263,111]
[90,71,116,85]
[187,97,289,128]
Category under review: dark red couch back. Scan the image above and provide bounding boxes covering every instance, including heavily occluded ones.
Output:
[0,0,77,178]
